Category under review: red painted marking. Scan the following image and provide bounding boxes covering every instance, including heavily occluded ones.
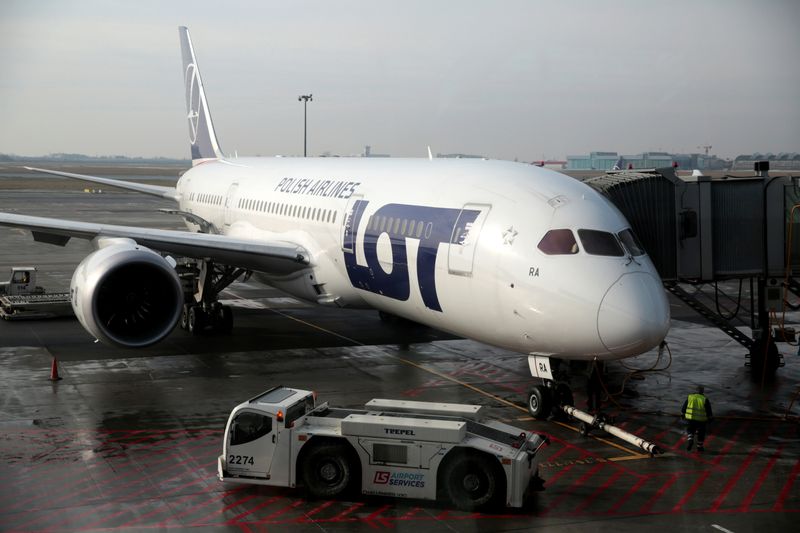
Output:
[303,499,336,518]
[18,435,216,531]
[671,470,712,512]
[252,499,306,522]
[226,496,281,525]
[329,502,365,522]
[773,458,800,511]
[120,482,211,527]
[543,462,604,515]
[605,475,650,514]
[363,503,393,528]
[739,445,783,511]
[161,485,249,525]
[8,431,215,529]
[541,444,571,464]
[544,456,581,487]
[711,420,751,466]
[191,492,261,525]
[401,506,423,520]
[710,442,764,511]
[79,477,208,531]
[571,470,623,515]
[638,473,680,514]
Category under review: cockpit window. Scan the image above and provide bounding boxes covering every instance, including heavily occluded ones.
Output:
[618,228,646,256]
[577,229,624,257]
[537,229,579,255]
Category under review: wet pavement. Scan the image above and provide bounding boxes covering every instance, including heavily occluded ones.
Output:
[1,179,799,532]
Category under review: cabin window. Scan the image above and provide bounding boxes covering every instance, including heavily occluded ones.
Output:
[538,229,579,255]
[578,229,624,257]
[618,228,645,256]
[393,218,401,234]
[230,411,272,446]
[400,219,408,236]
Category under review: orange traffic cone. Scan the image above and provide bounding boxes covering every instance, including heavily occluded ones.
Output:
[50,357,62,381]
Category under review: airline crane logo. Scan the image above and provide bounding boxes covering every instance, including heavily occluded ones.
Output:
[185,63,201,145]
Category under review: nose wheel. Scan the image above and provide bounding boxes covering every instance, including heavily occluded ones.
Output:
[527,382,574,420]
[527,385,551,419]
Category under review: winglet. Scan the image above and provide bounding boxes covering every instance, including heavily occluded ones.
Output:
[179,26,223,165]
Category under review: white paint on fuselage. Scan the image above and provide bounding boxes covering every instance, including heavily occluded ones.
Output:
[176,157,670,360]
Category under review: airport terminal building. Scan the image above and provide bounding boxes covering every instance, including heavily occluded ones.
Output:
[566,151,727,171]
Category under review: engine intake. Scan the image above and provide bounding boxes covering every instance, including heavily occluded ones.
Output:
[71,240,183,347]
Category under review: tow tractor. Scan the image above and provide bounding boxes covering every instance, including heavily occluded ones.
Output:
[0,267,72,320]
[218,386,548,511]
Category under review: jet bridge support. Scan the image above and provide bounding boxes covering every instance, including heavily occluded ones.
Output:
[586,162,796,380]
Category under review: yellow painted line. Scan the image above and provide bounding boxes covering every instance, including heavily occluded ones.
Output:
[260,304,648,462]
[608,453,652,462]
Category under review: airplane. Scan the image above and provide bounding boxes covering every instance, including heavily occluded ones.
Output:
[0,27,670,419]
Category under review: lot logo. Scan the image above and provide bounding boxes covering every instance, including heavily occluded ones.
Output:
[372,471,425,488]
[342,200,480,312]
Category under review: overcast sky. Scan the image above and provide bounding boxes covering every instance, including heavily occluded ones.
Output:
[1,0,798,161]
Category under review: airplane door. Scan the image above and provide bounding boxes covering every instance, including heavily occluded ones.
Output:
[224,183,239,227]
[448,203,491,276]
[226,409,276,478]
[341,194,366,253]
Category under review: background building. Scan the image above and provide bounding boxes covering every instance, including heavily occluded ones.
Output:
[566,151,728,171]
[733,153,800,170]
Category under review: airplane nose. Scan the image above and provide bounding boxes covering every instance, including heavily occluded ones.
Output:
[597,272,670,357]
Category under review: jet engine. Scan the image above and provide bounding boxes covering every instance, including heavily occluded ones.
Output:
[70,239,183,347]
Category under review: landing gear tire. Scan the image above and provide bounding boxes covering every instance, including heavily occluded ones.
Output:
[527,386,551,419]
[179,304,191,330]
[188,306,205,335]
[218,305,233,334]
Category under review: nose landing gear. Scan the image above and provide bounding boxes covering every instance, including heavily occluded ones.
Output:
[526,355,574,419]
[527,381,574,420]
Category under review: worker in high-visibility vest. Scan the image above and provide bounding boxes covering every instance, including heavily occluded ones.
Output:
[681,385,713,452]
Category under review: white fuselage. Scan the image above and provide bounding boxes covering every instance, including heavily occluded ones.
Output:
[176,157,669,360]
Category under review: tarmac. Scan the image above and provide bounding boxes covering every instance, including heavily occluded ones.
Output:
[1,164,799,532]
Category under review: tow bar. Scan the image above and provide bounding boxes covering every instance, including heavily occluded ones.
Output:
[561,405,663,456]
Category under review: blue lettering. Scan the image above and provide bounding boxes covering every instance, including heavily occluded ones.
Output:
[343,201,480,312]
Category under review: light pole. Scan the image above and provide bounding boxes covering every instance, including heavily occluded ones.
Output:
[298,94,312,157]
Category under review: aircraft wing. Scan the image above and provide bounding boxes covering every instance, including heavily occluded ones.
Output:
[0,212,309,276]
[24,166,180,201]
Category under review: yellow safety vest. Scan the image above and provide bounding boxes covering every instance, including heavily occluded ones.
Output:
[685,393,708,421]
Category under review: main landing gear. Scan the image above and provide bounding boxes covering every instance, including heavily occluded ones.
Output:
[177,260,246,336]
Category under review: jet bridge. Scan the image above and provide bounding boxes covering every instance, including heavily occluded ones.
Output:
[585,163,797,379]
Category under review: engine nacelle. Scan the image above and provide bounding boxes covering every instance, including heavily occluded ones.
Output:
[70,239,183,348]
